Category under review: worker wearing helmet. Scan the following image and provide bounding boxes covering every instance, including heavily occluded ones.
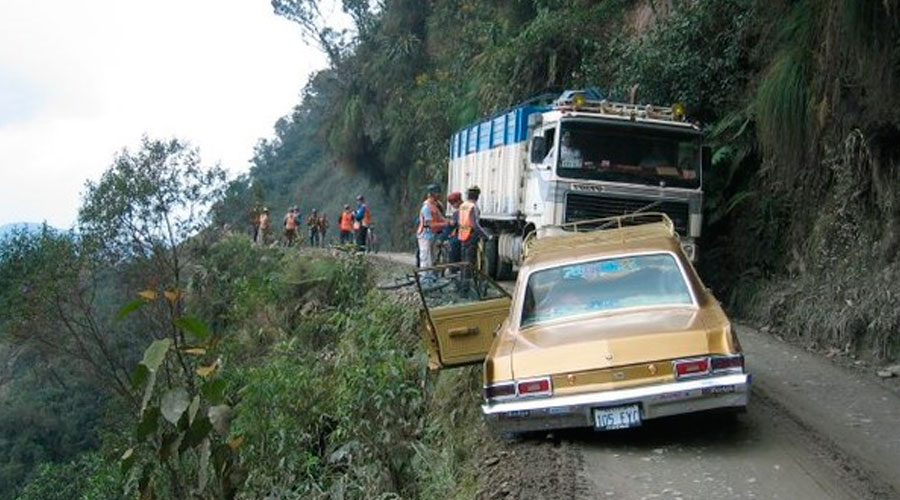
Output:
[446,191,463,264]
[354,195,372,251]
[458,186,487,276]
[250,202,263,242]
[338,204,354,245]
[283,205,299,247]
[416,183,448,273]
[317,212,329,246]
[306,208,320,246]
[257,207,271,246]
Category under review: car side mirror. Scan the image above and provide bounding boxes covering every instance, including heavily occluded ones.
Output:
[530,136,546,164]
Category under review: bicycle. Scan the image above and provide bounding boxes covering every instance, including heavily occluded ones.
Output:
[365,225,379,253]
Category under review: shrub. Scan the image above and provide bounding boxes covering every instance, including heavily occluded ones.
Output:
[229,354,334,498]
[597,0,755,122]
[17,453,119,500]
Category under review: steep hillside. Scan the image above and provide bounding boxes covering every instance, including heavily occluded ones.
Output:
[221,0,900,360]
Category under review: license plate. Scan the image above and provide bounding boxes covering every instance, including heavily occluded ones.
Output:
[594,404,642,430]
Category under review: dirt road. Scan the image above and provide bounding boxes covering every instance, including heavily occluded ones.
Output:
[374,253,900,499]
[573,324,900,499]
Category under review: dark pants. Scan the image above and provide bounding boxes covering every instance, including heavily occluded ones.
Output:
[448,239,461,264]
[340,230,352,244]
[309,228,320,246]
[461,239,478,279]
[356,226,368,251]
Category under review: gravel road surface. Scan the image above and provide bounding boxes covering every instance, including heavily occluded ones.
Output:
[574,325,900,499]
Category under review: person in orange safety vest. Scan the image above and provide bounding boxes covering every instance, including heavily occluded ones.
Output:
[458,186,487,275]
[317,212,329,246]
[354,195,373,251]
[256,207,271,246]
[283,206,299,247]
[306,209,321,246]
[416,184,448,273]
[338,204,354,245]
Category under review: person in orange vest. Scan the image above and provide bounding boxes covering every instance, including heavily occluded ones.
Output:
[317,212,329,246]
[338,204,354,245]
[417,184,449,273]
[445,191,463,264]
[256,207,271,245]
[306,208,321,246]
[354,195,372,251]
[283,206,298,247]
[458,186,487,275]
[249,202,262,241]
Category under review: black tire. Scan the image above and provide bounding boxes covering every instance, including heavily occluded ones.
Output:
[496,257,514,281]
[480,237,499,279]
[368,230,379,254]
[499,431,522,443]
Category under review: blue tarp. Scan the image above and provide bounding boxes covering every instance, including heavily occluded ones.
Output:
[450,105,549,159]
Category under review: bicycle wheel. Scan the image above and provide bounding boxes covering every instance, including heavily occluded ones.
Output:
[367,230,379,253]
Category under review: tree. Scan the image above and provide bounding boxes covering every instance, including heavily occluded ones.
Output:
[0,227,135,400]
[78,136,226,391]
[271,0,360,63]
[1,138,226,405]
[79,137,226,290]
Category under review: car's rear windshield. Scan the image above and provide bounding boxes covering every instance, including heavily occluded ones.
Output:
[520,253,693,327]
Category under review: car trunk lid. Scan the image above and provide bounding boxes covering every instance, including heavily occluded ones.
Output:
[510,307,722,380]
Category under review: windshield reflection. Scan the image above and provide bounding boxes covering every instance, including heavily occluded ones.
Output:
[555,121,701,189]
[520,253,694,327]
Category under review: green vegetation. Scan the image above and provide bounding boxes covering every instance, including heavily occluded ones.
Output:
[1,145,488,497]
[232,0,900,358]
[4,1,900,498]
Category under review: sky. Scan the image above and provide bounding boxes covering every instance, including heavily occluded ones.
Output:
[0,0,334,229]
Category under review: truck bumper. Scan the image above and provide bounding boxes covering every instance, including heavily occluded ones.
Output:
[481,373,750,434]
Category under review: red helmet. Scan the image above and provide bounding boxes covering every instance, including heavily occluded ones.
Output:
[447,191,462,203]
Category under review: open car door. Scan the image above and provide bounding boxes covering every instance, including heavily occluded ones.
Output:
[415,263,511,369]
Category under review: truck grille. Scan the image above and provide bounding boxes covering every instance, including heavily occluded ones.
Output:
[564,193,690,235]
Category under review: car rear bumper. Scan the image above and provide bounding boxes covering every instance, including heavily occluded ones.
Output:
[481,373,750,434]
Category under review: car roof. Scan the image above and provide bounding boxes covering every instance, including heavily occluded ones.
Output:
[522,221,684,271]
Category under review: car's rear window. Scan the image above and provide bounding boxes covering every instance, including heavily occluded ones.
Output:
[520,253,693,327]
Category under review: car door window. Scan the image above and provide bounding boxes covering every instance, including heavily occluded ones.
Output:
[415,263,512,368]
[417,264,508,309]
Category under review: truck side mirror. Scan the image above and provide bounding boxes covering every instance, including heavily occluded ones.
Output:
[701,146,711,173]
[530,136,546,164]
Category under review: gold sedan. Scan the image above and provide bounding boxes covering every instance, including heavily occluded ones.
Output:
[415,214,749,433]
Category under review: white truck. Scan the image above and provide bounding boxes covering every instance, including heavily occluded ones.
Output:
[448,89,707,278]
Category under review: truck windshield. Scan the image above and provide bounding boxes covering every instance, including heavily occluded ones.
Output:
[556,121,701,189]
[520,253,694,328]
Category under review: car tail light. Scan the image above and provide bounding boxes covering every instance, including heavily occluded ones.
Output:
[674,357,710,379]
[483,382,515,400]
[517,377,552,397]
[710,354,744,374]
